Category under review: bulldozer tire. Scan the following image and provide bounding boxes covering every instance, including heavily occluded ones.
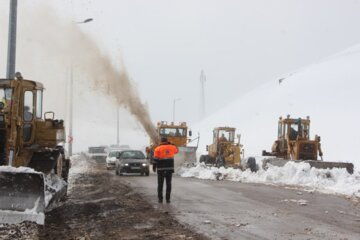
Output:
[199,155,207,163]
[216,156,225,168]
[247,157,257,172]
[60,186,68,202]
[62,158,70,183]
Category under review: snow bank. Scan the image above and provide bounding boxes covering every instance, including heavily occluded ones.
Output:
[194,44,360,169]
[68,154,92,175]
[179,162,360,197]
[0,166,40,173]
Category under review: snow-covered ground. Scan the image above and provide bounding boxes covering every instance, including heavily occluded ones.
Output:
[179,161,360,198]
[194,44,360,169]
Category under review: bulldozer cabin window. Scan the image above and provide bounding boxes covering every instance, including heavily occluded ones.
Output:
[23,91,34,142]
[288,123,308,140]
[0,88,12,109]
[159,128,186,137]
[218,130,234,142]
[36,90,43,119]
[24,91,34,121]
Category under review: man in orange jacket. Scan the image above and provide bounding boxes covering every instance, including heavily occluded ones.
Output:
[153,137,179,203]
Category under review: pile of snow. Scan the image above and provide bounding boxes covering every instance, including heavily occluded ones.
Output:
[195,44,360,169]
[179,162,360,197]
[0,166,40,173]
[68,154,91,175]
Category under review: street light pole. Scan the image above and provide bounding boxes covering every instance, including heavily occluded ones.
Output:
[68,18,93,156]
[172,98,181,123]
[116,107,119,146]
[68,66,74,156]
[6,0,18,79]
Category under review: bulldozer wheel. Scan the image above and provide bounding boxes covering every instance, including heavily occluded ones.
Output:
[199,155,207,163]
[62,158,71,183]
[216,156,225,168]
[247,157,257,172]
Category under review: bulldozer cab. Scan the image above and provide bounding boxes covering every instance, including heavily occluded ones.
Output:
[213,127,235,144]
[0,79,45,166]
[278,116,310,142]
[0,78,65,167]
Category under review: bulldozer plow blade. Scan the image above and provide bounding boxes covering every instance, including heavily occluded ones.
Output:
[0,171,45,224]
[174,146,197,170]
[263,158,354,174]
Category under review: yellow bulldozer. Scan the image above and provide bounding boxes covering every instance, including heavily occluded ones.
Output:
[0,75,70,224]
[199,127,257,171]
[146,121,199,169]
[262,115,354,174]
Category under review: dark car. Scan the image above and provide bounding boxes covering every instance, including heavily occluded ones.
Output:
[115,150,150,176]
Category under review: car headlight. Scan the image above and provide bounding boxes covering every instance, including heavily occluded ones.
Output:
[142,163,147,166]
[122,163,129,166]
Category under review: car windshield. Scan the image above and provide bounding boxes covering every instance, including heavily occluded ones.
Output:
[109,151,118,157]
[120,151,145,159]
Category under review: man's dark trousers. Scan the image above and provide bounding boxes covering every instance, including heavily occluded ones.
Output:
[157,170,172,202]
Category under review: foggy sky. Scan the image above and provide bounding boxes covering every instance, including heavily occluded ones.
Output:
[1,0,360,150]
[54,0,360,123]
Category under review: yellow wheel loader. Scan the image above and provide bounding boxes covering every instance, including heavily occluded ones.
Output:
[145,121,199,169]
[199,127,257,172]
[262,115,353,174]
[0,75,70,224]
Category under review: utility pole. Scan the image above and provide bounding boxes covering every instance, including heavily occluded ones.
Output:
[68,67,74,156]
[116,106,119,146]
[68,18,93,156]
[200,70,206,119]
[6,0,18,79]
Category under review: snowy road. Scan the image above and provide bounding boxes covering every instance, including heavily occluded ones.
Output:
[122,172,360,240]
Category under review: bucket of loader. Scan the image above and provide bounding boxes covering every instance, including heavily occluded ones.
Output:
[174,146,197,170]
[0,169,45,224]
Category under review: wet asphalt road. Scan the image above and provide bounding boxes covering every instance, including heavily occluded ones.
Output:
[119,171,360,240]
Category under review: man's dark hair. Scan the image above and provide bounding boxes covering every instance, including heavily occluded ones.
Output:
[160,137,168,143]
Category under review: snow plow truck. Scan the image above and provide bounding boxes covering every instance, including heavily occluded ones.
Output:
[146,121,199,170]
[262,115,354,174]
[0,74,70,224]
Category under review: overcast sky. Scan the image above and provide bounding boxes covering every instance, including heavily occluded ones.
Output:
[1,0,360,149]
[56,0,360,123]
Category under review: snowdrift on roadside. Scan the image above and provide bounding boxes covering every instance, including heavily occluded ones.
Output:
[179,162,360,197]
[195,44,360,169]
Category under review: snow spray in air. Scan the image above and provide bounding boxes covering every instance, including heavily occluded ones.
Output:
[70,27,159,143]
[8,7,159,143]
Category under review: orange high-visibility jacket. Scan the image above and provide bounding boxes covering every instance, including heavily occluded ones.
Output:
[154,144,179,159]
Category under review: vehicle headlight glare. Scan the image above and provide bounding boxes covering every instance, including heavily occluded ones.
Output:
[142,163,147,166]
[124,163,129,166]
